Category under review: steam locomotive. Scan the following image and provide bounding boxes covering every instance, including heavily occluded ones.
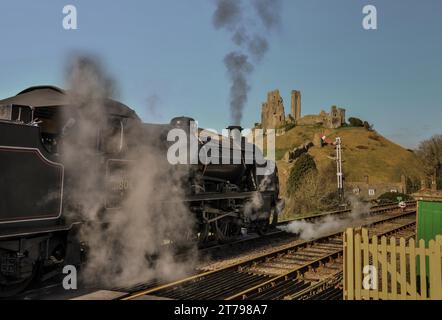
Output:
[0,86,281,296]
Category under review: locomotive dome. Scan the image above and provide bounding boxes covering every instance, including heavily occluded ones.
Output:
[0,85,140,120]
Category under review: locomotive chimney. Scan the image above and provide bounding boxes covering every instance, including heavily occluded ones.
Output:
[227,125,243,143]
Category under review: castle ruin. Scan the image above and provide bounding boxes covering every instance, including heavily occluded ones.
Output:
[260,89,346,130]
[261,90,286,130]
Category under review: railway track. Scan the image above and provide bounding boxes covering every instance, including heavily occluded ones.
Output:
[7,201,414,300]
[114,201,413,295]
[198,201,414,259]
[121,208,416,300]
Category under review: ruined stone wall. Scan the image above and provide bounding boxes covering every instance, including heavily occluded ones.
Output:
[296,106,346,129]
[261,90,286,130]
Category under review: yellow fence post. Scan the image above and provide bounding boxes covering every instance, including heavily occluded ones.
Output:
[362,229,370,300]
[354,232,362,300]
[390,237,398,299]
[346,228,355,300]
[399,237,407,299]
[418,239,427,300]
[429,239,442,300]
[380,236,388,299]
[372,235,379,300]
[409,238,417,300]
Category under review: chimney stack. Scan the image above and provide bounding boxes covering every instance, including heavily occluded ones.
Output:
[227,125,243,144]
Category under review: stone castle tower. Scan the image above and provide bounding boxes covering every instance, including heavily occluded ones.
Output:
[261,90,286,130]
[291,90,301,122]
[327,105,346,129]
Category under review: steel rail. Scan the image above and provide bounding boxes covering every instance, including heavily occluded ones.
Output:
[122,208,416,300]
[198,201,415,253]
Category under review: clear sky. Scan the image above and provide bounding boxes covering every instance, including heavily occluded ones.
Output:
[0,0,441,148]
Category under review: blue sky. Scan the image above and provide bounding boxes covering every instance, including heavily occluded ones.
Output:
[0,0,441,148]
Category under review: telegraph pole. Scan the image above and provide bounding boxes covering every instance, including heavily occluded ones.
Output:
[335,137,344,201]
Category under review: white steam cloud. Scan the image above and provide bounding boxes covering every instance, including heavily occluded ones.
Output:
[61,56,196,287]
[279,196,371,240]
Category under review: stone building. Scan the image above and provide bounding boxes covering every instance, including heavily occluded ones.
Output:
[261,90,286,130]
[346,175,408,200]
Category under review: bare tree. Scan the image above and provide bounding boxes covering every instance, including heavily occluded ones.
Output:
[416,134,442,190]
[284,162,338,217]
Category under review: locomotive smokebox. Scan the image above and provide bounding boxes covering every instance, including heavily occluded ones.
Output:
[227,125,243,143]
[170,116,195,131]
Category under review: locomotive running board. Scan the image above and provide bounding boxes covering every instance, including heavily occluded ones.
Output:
[183,191,274,202]
[0,222,79,239]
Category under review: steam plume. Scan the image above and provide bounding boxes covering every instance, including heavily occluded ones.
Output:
[62,56,196,287]
[212,0,282,125]
[224,52,253,127]
[279,197,372,240]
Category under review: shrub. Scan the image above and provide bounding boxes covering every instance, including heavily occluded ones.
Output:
[282,121,296,131]
[363,121,374,131]
[287,153,317,195]
[348,117,364,127]
[378,192,412,203]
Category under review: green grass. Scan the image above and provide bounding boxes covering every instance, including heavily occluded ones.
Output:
[275,149,289,160]
[276,125,424,186]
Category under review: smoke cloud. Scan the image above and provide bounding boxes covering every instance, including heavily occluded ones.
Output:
[224,52,254,128]
[212,0,282,125]
[279,197,372,240]
[252,0,282,30]
[62,56,196,287]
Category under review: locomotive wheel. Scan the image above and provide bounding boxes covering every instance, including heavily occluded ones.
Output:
[0,251,38,298]
[198,222,212,244]
[215,217,241,243]
[256,219,270,235]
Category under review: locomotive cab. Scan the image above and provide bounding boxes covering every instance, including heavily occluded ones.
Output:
[0,86,140,296]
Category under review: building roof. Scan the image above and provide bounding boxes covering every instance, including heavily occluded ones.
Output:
[0,85,140,119]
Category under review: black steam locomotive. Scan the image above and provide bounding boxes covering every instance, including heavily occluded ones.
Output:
[0,86,281,296]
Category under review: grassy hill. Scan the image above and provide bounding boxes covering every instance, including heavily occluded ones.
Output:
[275,125,424,197]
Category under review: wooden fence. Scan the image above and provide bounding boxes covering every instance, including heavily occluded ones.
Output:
[343,228,442,300]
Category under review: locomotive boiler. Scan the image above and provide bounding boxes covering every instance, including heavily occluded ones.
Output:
[0,85,281,296]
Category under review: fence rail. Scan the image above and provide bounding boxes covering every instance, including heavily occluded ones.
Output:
[343,228,442,300]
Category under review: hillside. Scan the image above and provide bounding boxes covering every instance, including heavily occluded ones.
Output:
[275,125,424,197]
